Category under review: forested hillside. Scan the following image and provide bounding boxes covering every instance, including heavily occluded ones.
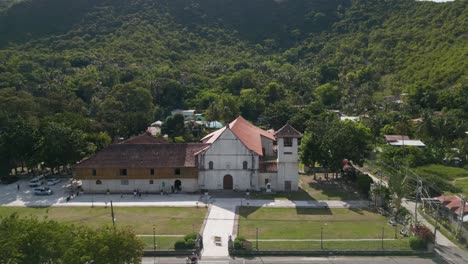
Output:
[0,0,467,175]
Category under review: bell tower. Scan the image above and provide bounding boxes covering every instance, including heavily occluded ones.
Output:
[275,124,302,191]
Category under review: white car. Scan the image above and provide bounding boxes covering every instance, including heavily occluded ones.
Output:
[29,175,45,187]
[47,178,61,186]
[34,187,53,195]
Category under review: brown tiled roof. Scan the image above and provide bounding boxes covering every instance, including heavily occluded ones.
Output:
[384,135,410,142]
[121,133,167,144]
[75,143,209,168]
[274,123,302,138]
[436,195,468,216]
[201,116,276,156]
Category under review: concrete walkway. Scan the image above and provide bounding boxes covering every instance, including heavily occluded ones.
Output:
[201,199,237,257]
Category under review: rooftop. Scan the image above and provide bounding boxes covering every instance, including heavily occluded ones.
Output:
[75,143,209,168]
[274,123,302,138]
[201,116,276,156]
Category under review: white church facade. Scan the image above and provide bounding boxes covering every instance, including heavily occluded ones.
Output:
[74,116,301,193]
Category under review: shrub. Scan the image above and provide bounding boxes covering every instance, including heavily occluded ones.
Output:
[174,232,198,249]
[411,224,435,243]
[409,236,427,250]
[174,240,195,249]
[234,236,247,250]
[184,232,197,241]
[356,173,373,197]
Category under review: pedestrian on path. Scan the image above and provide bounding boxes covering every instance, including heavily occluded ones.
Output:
[17,184,20,191]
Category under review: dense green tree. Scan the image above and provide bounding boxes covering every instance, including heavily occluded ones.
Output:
[98,82,154,138]
[0,214,143,264]
[0,119,40,175]
[40,122,87,172]
[162,114,186,140]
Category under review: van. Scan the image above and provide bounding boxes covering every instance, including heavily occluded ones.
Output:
[29,175,45,187]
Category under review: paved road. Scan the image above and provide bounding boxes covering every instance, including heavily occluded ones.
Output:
[141,256,450,264]
[403,199,468,264]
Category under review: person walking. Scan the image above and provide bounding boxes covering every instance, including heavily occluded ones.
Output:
[17,184,20,191]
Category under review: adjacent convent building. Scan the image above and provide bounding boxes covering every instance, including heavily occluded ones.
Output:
[74,116,301,193]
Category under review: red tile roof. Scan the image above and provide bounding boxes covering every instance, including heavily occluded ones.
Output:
[436,195,468,216]
[201,116,276,156]
[121,133,167,144]
[384,135,410,142]
[75,143,209,168]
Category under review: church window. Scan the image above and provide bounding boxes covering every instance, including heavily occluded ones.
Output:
[150,168,154,175]
[208,161,214,170]
[120,168,127,176]
[96,180,102,185]
[284,138,293,147]
[243,161,248,170]
[149,180,154,184]
[175,168,181,175]
[121,179,129,185]
[92,169,96,176]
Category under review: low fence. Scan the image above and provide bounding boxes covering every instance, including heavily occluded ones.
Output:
[230,249,432,257]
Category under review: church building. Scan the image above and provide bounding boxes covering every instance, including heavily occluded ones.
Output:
[74,116,302,193]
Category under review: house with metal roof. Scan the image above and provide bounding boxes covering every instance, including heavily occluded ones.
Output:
[74,116,302,193]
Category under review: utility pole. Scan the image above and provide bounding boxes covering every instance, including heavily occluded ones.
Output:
[457,196,466,236]
[434,203,440,245]
[414,179,422,224]
[110,200,115,227]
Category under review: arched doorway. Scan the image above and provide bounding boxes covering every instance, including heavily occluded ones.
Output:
[174,180,181,191]
[223,175,233,190]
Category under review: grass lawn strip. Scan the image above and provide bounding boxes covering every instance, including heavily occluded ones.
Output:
[0,207,207,234]
[255,239,410,250]
[239,207,401,240]
[139,236,181,250]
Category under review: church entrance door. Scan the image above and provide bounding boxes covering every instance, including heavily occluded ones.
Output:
[223,175,233,190]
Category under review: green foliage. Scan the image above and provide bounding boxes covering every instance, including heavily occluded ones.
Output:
[356,172,373,198]
[301,118,372,174]
[174,232,197,250]
[233,236,248,250]
[0,0,465,172]
[0,214,143,264]
[409,236,427,250]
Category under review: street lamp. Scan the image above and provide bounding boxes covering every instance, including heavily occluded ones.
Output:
[320,227,323,249]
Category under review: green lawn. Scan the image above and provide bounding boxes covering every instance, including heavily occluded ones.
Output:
[412,164,468,195]
[412,165,468,181]
[453,178,468,196]
[238,208,401,240]
[139,236,182,250]
[255,239,411,251]
[0,207,207,234]
[252,175,362,201]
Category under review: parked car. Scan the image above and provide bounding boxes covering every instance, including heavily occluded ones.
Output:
[400,228,409,237]
[34,187,53,195]
[29,175,45,187]
[47,178,61,186]
[388,218,397,226]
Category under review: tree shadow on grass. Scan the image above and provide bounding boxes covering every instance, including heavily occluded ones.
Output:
[305,175,362,201]
[295,207,332,216]
[238,206,262,219]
